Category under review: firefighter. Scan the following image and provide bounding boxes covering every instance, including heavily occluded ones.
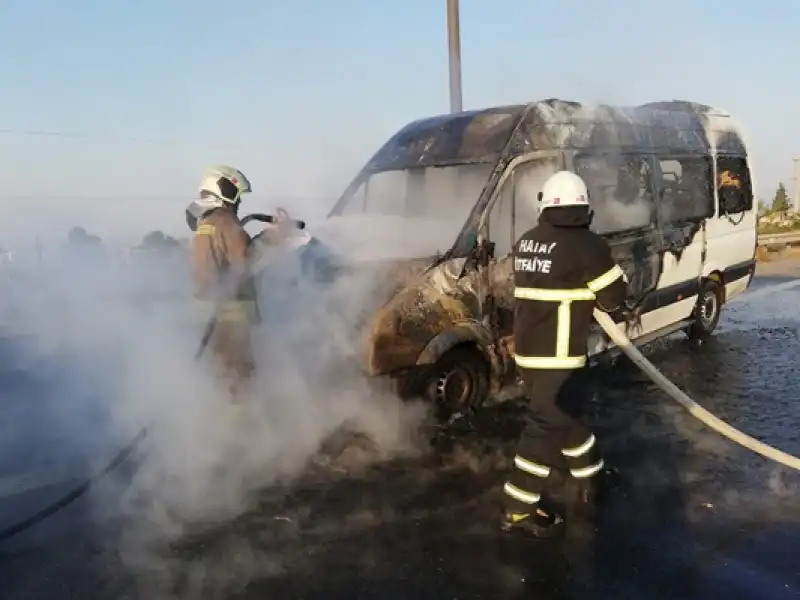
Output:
[191,165,261,409]
[501,170,631,538]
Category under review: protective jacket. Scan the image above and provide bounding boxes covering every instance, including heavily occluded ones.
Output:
[512,208,627,370]
[191,206,260,324]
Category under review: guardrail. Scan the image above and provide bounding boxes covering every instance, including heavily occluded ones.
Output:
[757,231,800,247]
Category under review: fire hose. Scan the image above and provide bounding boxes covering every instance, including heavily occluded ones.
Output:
[593,308,800,472]
[0,314,217,542]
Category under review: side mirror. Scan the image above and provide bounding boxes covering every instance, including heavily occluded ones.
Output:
[457,236,495,280]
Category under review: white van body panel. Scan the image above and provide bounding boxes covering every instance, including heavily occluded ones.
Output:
[587,108,757,352]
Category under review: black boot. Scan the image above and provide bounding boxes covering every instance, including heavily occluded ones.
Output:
[574,466,621,517]
[500,505,566,539]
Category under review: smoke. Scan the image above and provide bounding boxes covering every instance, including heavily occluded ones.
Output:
[486,145,655,246]
[702,109,749,156]
[579,152,654,234]
[330,162,492,258]
[0,178,450,597]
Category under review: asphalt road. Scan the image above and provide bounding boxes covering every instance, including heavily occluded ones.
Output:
[1,263,800,599]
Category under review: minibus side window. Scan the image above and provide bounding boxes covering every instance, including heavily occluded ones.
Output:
[339,171,406,217]
[656,156,714,224]
[574,153,655,234]
[716,157,753,215]
[487,157,560,258]
[512,159,559,236]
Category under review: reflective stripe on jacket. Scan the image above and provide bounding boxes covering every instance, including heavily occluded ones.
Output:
[512,220,628,370]
[194,299,258,323]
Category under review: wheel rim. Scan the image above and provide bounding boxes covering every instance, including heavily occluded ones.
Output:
[434,365,474,410]
[699,290,718,328]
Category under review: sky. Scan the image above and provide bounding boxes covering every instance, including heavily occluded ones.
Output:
[0,0,796,244]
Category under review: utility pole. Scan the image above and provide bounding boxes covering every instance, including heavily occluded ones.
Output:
[446,0,463,114]
[793,158,800,213]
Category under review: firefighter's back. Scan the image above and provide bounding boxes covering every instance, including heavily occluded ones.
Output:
[513,221,597,364]
[192,208,250,300]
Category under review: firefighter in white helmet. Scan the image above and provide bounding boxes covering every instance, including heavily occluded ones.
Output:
[500,170,631,538]
[188,165,261,409]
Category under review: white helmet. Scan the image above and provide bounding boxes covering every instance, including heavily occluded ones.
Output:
[198,165,252,205]
[539,170,590,211]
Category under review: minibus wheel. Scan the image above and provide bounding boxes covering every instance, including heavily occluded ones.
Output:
[686,278,722,340]
[423,345,490,420]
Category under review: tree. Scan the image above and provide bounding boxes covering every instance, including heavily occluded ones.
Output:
[757,199,770,216]
[772,182,790,213]
[140,230,181,251]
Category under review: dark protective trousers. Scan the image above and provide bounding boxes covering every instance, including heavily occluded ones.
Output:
[503,367,605,513]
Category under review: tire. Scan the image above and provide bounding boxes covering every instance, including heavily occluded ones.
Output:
[686,278,723,340]
[418,345,491,420]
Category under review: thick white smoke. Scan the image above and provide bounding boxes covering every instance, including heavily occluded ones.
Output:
[579,153,653,234]
[1,173,461,596]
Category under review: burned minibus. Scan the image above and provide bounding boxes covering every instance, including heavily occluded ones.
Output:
[288,99,758,415]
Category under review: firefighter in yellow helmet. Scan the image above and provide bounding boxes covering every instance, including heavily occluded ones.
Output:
[501,170,631,538]
[188,165,261,408]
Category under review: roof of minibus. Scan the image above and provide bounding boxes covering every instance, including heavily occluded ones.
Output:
[365,99,746,173]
